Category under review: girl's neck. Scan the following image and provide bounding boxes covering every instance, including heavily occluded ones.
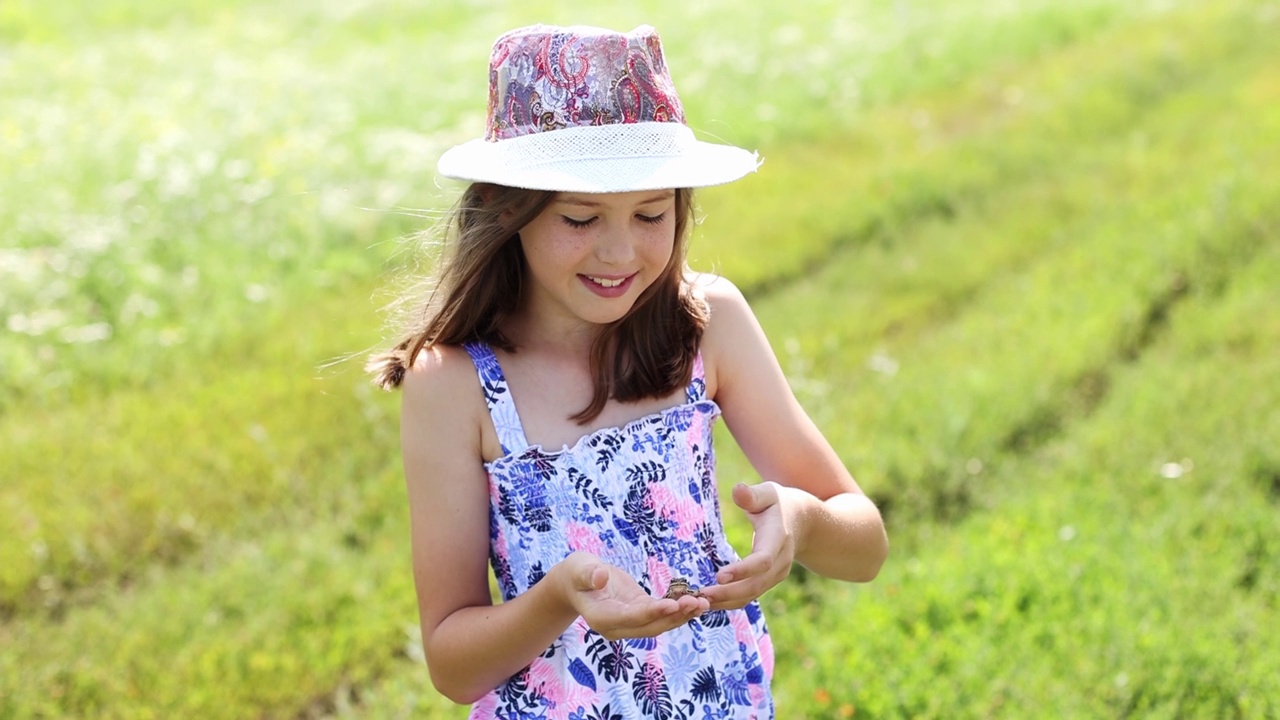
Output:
[506,306,604,358]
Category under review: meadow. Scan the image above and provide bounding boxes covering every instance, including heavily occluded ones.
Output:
[1,0,1277,717]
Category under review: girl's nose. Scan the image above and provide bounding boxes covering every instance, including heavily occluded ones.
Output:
[594,229,636,265]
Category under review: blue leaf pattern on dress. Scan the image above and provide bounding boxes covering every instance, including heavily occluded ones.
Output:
[690,667,720,703]
[720,661,750,707]
[633,662,674,720]
[625,636,657,652]
[699,610,730,629]
[663,644,701,694]
[585,631,636,684]
[569,658,597,691]
[461,343,772,719]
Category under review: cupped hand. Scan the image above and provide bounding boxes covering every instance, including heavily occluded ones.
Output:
[699,482,802,610]
[559,552,709,640]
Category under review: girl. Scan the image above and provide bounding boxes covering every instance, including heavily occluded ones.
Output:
[368,24,888,720]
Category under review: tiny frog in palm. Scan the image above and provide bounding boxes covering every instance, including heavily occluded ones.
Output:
[662,577,707,600]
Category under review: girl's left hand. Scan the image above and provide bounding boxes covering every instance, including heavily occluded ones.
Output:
[699,481,803,610]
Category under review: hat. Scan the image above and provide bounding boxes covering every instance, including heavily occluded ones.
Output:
[437,24,760,193]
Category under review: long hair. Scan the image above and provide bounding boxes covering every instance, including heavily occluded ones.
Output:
[366,184,707,424]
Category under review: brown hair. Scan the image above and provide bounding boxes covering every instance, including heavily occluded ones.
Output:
[366,184,707,424]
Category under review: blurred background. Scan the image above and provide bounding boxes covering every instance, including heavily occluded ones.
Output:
[2,0,1277,717]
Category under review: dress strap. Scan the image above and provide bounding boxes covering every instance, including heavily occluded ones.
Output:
[462,342,529,456]
[685,351,708,403]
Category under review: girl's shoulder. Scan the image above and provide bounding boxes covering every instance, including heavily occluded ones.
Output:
[401,343,497,460]
[686,272,761,395]
[688,271,755,333]
[687,270,749,319]
[404,342,480,389]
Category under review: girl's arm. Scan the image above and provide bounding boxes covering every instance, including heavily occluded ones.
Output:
[695,277,889,607]
[400,345,707,703]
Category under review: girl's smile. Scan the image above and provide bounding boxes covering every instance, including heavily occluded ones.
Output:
[517,189,677,331]
[579,272,636,297]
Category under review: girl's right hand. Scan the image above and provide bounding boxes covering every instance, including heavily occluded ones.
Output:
[557,552,708,640]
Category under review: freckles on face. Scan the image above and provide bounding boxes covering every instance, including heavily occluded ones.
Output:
[517,190,678,323]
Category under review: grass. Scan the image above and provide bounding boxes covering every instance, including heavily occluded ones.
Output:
[2,0,1241,612]
[2,0,1278,717]
[768,237,1280,718]
[0,0,1163,405]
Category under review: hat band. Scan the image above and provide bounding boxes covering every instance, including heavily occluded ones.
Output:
[482,122,695,170]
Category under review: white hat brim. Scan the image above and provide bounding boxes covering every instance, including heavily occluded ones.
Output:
[437,123,760,193]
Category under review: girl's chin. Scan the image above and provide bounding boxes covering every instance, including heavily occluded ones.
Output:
[578,305,635,327]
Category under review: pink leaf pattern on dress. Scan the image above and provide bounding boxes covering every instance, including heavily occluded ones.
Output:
[462,342,773,719]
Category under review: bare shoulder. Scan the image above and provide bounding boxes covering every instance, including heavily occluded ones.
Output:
[404,343,477,386]
[403,344,478,407]
[689,272,753,335]
[686,273,762,396]
[688,271,747,306]
[401,343,488,456]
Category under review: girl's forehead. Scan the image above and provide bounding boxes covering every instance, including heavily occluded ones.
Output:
[555,190,675,208]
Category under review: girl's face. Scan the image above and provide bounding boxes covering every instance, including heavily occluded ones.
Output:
[517,189,677,331]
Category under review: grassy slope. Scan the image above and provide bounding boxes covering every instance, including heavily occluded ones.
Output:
[2,0,1277,718]
[752,43,1280,719]
[343,5,1280,717]
[0,0,1156,613]
[774,239,1280,719]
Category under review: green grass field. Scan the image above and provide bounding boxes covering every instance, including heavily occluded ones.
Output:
[2,0,1277,717]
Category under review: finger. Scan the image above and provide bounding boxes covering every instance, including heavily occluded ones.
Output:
[599,597,681,629]
[749,515,786,558]
[674,594,710,615]
[611,599,708,638]
[628,595,705,624]
[574,562,609,592]
[595,598,701,639]
[704,554,785,610]
[715,551,774,585]
[701,569,789,611]
[732,482,779,514]
[649,595,707,619]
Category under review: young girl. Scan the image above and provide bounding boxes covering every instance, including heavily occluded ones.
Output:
[368,24,888,719]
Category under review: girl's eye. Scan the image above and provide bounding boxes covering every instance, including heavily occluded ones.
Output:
[561,216,596,229]
[637,213,666,225]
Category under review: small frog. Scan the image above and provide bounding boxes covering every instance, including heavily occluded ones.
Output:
[662,577,707,600]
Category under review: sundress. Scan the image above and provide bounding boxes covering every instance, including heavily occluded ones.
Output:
[462,342,774,720]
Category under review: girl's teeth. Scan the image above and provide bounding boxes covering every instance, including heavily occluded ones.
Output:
[590,276,624,288]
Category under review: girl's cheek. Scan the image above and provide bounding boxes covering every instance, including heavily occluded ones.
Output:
[647,230,677,260]
[534,232,589,262]
[559,237,594,262]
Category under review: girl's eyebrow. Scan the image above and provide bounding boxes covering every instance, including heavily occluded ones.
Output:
[559,191,675,208]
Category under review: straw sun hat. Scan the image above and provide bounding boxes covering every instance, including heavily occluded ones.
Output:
[437,24,760,193]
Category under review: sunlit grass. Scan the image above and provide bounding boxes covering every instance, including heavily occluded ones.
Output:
[0,0,1180,616]
[0,0,1169,406]
[2,0,1277,718]
[765,238,1280,718]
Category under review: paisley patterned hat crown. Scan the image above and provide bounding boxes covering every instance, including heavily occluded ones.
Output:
[437,24,761,193]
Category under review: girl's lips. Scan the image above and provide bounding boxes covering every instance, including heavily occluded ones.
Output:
[579,273,636,298]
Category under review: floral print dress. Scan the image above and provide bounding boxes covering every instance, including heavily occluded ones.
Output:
[463,342,774,720]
